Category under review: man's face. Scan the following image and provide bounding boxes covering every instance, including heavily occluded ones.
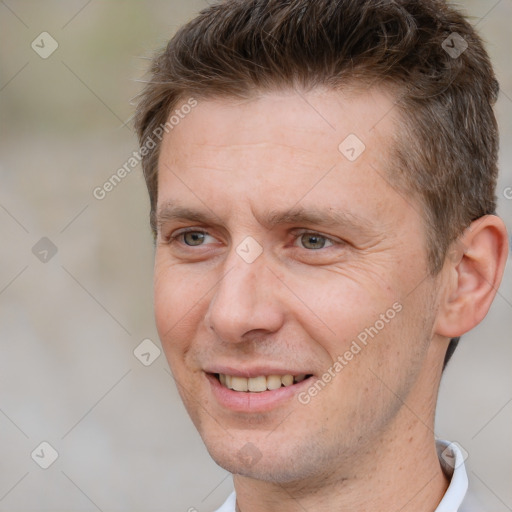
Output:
[154,88,443,483]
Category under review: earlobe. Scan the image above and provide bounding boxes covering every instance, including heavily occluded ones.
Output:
[435,215,509,338]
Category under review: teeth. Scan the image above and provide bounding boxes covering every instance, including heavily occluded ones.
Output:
[231,376,248,392]
[266,375,282,390]
[248,376,267,392]
[281,374,293,386]
[218,373,307,392]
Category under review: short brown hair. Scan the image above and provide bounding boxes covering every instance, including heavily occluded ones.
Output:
[135,0,500,365]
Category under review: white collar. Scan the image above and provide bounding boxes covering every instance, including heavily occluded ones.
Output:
[435,439,469,512]
[214,439,469,512]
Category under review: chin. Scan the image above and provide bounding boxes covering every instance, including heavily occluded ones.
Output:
[201,428,332,484]
[212,452,308,483]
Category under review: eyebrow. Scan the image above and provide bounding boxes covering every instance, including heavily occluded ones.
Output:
[156,202,377,235]
[156,204,222,230]
[263,207,375,233]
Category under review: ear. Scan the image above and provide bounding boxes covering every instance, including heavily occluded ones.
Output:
[435,215,509,338]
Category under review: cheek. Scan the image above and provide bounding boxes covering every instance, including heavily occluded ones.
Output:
[286,264,430,393]
[153,260,209,356]
[287,268,398,347]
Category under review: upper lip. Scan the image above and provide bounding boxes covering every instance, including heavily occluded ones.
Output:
[204,365,313,378]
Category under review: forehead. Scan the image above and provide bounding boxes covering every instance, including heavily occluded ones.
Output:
[156,87,410,225]
[160,87,397,168]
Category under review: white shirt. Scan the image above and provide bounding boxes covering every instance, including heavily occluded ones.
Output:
[214,440,469,512]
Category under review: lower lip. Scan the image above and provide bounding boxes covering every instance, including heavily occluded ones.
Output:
[205,373,313,413]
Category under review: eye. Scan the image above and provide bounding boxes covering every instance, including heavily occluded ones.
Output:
[183,231,206,246]
[295,232,334,250]
[169,229,217,247]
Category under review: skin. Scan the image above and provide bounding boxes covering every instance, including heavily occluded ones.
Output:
[153,88,508,511]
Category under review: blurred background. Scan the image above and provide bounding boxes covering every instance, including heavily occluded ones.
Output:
[0,1,510,511]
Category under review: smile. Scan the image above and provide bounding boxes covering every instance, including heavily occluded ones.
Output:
[206,370,315,412]
[216,373,311,392]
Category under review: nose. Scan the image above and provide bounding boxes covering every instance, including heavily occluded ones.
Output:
[204,251,284,343]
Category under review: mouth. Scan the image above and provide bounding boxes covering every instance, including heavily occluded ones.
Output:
[205,369,316,412]
[214,373,313,392]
